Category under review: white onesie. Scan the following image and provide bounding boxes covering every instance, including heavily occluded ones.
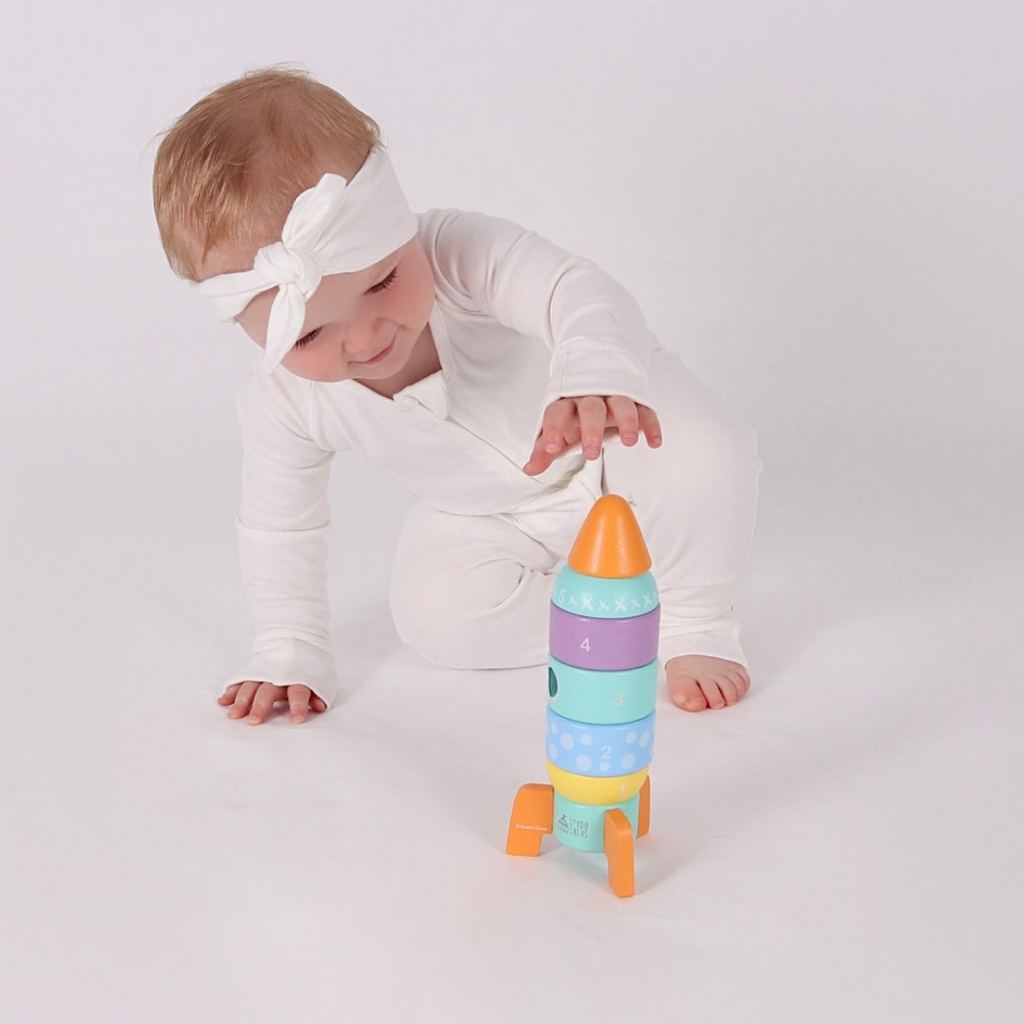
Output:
[229,210,760,705]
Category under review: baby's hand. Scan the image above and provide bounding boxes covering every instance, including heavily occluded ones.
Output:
[218,681,328,725]
[523,395,662,476]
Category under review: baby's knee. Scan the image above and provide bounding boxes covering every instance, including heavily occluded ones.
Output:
[647,354,760,483]
[675,384,758,468]
[389,572,475,668]
[703,411,760,496]
[389,560,538,669]
[611,399,759,509]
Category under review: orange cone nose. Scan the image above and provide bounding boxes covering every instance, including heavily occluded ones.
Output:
[566,495,652,578]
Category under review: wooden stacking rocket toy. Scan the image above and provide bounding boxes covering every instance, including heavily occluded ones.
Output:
[506,494,658,897]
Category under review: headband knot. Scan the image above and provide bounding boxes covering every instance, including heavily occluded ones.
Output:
[253,244,322,297]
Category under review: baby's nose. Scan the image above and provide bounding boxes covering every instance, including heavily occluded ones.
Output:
[343,321,385,354]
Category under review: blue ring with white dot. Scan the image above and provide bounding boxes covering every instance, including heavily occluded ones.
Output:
[546,707,655,777]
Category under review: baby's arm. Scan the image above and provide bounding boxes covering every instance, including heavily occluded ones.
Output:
[221,370,339,725]
[424,211,661,471]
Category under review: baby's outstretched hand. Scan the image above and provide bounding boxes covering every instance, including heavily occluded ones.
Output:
[218,680,327,725]
[523,395,662,476]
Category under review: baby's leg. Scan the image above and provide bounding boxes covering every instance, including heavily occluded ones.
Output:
[602,349,760,711]
[389,499,559,669]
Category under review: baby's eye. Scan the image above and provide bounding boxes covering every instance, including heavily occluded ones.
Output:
[368,269,398,294]
[293,327,321,349]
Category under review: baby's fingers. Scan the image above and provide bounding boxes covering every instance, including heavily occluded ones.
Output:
[637,404,663,448]
[522,439,555,476]
[246,682,287,725]
[223,680,262,719]
[217,683,242,706]
[605,396,640,446]
[576,396,608,459]
[538,399,575,453]
[286,685,326,724]
[524,399,575,475]
[219,681,324,724]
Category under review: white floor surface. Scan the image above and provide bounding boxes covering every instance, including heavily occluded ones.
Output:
[2,393,1021,1023]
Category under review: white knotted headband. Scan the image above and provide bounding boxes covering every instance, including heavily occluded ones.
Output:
[195,148,418,371]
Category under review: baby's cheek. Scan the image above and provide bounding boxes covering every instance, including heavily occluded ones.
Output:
[282,345,343,383]
[404,251,438,320]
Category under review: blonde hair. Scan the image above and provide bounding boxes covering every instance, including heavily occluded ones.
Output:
[153,66,381,280]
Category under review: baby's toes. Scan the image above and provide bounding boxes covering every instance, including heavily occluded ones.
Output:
[697,675,730,709]
[731,667,751,699]
[668,674,708,711]
[714,673,742,707]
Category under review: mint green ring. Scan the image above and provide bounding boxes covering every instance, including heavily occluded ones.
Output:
[547,656,658,725]
[551,567,659,620]
[553,792,640,852]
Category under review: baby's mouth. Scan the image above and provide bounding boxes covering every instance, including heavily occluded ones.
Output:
[358,336,396,365]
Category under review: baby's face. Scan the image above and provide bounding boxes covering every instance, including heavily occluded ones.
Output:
[232,237,436,388]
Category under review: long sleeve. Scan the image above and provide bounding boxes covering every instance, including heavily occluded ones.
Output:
[421,209,658,414]
[226,369,340,706]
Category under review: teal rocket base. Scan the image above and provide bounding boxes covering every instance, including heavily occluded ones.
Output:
[552,792,640,853]
[506,777,651,896]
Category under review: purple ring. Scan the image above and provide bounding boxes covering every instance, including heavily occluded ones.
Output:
[549,605,660,671]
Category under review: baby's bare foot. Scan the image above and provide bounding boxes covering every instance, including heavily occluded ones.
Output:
[666,655,750,711]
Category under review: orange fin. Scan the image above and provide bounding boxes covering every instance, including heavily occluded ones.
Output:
[604,808,636,897]
[506,783,554,857]
[638,776,652,838]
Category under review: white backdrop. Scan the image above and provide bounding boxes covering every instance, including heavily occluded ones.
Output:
[2,2,1022,1021]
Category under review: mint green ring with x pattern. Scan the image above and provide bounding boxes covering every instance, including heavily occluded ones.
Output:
[550,567,659,620]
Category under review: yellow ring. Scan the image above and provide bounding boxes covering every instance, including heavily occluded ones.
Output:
[545,761,649,805]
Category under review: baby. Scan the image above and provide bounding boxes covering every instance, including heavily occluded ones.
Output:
[152,67,760,726]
